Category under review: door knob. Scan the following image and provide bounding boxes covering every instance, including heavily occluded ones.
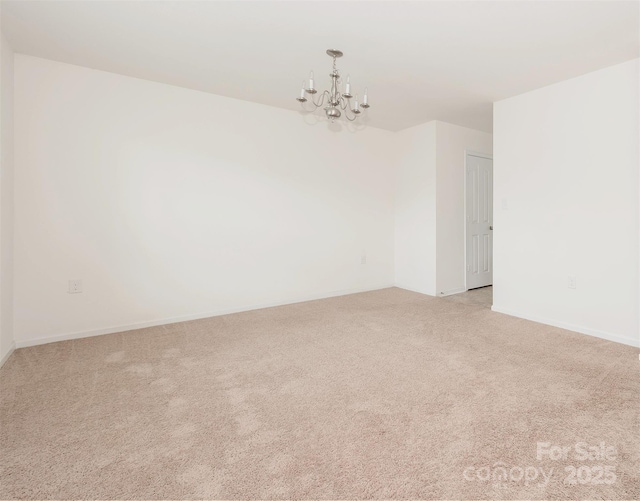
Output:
[490,225,493,230]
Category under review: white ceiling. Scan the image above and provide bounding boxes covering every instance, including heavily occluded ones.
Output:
[2,1,638,132]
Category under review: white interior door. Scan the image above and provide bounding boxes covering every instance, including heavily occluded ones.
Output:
[466,154,493,290]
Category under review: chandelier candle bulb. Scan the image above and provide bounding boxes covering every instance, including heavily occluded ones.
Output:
[297,81,307,102]
[353,94,361,114]
[344,75,352,97]
[308,71,314,90]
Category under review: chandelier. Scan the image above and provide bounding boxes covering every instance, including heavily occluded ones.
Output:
[296,49,370,122]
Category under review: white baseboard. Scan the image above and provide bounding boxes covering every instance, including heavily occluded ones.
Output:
[491,305,640,348]
[394,284,436,297]
[438,287,467,297]
[0,341,16,367]
[15,283,395,349]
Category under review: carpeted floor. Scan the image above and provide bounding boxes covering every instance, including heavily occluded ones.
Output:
[0,287,638,500]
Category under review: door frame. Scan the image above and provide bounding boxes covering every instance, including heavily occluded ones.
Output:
[464,150,494,291]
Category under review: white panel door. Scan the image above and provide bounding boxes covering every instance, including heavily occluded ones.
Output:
[466,154,493,289]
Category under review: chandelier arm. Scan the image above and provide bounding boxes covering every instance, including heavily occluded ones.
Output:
[303,90,324,111]
[301,99,318,112]
[312,90,330,109]
[305,98,319,110]
[302,91,323,111]
[304,102,318,111]
[342,105,353,120]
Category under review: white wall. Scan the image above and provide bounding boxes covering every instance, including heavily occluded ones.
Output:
[493,59,639,347]
[435,121,492,295]
[393,120,492,296]
[394,121,437,295]
[0,26,15,364]
[13,55,396,346]
[16,52,636,350]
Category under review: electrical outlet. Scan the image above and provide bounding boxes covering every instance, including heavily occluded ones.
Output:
[68,280,83,294]
[567,276,576,289]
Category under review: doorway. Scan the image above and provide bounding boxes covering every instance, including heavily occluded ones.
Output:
[465,152,493,290]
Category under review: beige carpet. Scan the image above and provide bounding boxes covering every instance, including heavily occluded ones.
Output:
[0,287,638,500]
